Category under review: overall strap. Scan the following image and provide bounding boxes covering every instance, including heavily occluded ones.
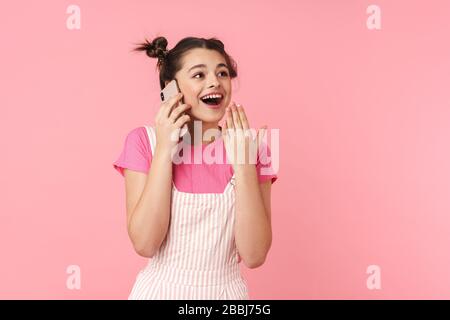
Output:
[144,125,156,157]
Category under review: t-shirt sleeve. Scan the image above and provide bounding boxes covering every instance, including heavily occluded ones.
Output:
[256,140,278,184]
[113,126,152,177]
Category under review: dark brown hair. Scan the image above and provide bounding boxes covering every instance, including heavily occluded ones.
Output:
[132,36,238,89]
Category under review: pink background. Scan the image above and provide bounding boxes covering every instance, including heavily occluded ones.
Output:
[1,0,450,299]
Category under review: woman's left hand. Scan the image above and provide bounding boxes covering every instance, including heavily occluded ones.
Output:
[222,102,267,171]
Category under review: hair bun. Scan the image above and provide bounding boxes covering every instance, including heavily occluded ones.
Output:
[150,37,168,60]
[133,36,168,61]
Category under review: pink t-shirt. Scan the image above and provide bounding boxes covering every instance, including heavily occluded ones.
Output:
[113,126,278,193]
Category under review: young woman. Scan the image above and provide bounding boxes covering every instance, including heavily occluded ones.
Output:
[113,36,278,299]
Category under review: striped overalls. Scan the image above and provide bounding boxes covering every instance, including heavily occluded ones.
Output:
[128,125,249,300]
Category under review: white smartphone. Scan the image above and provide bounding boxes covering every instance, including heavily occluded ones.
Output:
[160,79,189,138]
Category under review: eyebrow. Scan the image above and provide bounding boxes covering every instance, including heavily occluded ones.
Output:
[188,63,229,72]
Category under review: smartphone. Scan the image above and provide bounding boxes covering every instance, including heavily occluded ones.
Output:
[160,79,189,138]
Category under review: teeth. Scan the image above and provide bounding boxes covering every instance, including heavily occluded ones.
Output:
[201,93,223,100]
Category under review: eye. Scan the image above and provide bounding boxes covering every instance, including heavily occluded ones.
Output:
[193,71,229,79]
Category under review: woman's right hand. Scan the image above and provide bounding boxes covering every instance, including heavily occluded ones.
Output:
[154,92,191,156]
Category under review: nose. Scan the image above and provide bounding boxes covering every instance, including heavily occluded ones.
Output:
[207,73,221,89]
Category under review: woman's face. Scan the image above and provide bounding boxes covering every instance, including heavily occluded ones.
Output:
[167,48,232,126]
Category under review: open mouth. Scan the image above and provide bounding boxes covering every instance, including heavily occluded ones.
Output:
[200,94,224,106]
